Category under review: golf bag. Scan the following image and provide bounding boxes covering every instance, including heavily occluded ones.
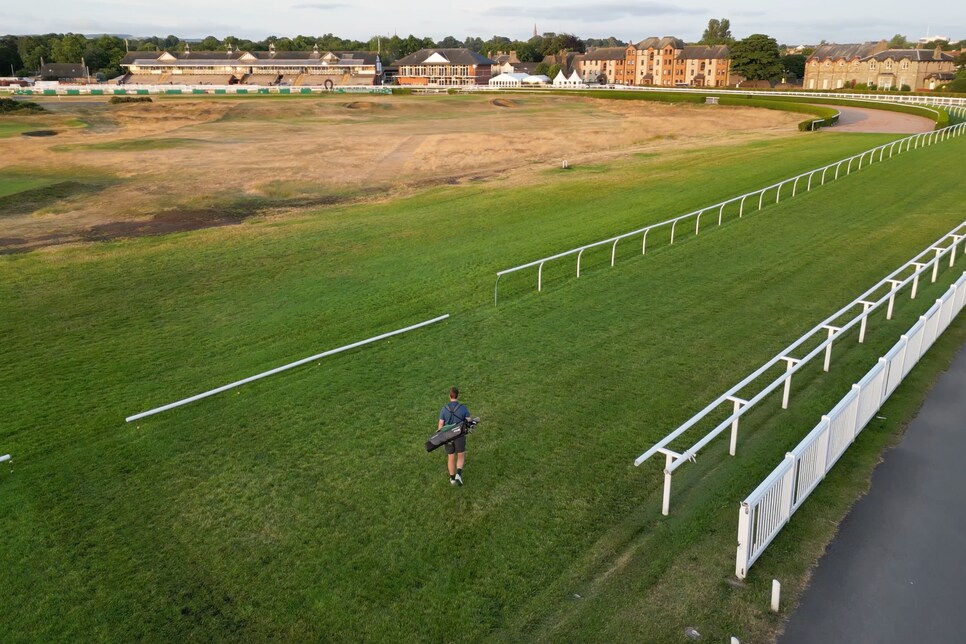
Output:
[425,417,480,452]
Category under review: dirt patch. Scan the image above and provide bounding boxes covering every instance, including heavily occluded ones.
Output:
[21,130,58,137]
[345,101,388,110]
[0,95,803,252]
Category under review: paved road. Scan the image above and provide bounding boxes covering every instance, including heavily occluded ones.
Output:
[818,104,935,133]
[779,338,966,644]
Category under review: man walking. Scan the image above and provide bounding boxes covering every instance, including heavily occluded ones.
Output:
[439,387,470,485]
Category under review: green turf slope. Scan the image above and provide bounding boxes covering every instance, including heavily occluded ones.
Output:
[0,132,964,641]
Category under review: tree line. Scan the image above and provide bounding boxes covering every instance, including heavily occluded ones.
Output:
[1,22,962,83]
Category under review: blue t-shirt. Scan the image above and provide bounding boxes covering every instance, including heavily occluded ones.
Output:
[439,401,469,427]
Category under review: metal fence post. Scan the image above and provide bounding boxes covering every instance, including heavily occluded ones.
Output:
[781,357,800,409]
[858,301,875,343]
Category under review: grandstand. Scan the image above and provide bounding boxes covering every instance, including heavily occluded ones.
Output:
[119,43,381,86]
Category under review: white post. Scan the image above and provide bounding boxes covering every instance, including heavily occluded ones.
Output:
[739,195,746,217]
[886,279,903,319]
[576,248,584,277]
[792,176,800,196]
[611,238,619,266]
[0,454,10,464]
[727,396,747,456]
[537,261,544,292]
[950,235,962,267]
[911,263,927,299]
[820,167,828,185]
[758,190,765,210]
[642,229,649,255]
[662,452,674,516]
[771,579,781,612]
[858,300,875,343]
[781,357,800,409]
[670,221,677,244]
[930,247,946,282]
[695,211,703,235]
[822,325,840,371]
[718,203,725,225]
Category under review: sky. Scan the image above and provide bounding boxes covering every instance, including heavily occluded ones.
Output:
[6,0,964,46]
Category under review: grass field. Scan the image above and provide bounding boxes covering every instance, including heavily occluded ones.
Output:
[1,104,964,641]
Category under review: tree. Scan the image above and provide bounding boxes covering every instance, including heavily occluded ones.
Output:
[730,34,783,81]
[780,53,806,80]
[0,36,23,75]
[463,37,483,52]
[949,68,966,93]
[533,62,549,75]
[888,34,910,48]
[50,33,87,63]
[547,63,562,79]
[200,36,221,50]
[436,36,462,49]
[700,18,734,45]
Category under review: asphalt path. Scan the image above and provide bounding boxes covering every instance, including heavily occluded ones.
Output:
[818,104,935,133]
[779,338,966,644]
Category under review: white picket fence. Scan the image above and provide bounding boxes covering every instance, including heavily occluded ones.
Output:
[634,222,966,515]
[735,270,966,579]
[494,121,966,304]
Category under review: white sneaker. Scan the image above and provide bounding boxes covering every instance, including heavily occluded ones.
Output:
[455,473,463,485]
[450,477,457,485]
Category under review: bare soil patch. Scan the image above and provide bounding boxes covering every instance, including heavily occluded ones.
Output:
[0,94,802,252]
[21,130,58,137]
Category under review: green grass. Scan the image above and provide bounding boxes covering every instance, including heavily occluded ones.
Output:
[51,137,209,152]
[0,175,58,199]
[0,121,43,138]
[1,132,964,641]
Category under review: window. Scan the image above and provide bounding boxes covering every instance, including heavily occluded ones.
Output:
[869,60,877,70]
[901,60,909,69]
[885,60,893,70]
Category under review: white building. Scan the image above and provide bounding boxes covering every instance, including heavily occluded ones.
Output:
[489,72,529,88]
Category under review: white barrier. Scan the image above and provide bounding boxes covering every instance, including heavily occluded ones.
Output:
[125,314,450,422]
[0,454,10,464]
[635,221,966,515]
[494,122,966,303]
[736,271,966,578]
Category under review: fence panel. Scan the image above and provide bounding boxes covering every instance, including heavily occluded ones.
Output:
[825,389,859,468]
[903,320,926,378]
[883,338,908,399]
[736,458,794,577]
[855,363,887,431]
[791,420,831,511]
[919,303,943,357]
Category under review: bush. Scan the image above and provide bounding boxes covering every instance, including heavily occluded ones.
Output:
[868,83,877,90]
[0,97,46,114]
[853,83,869,90]
[900,84,911,92]
[108,96,153,104]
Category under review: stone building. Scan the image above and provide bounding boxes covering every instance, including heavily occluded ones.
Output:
[577,47,627,84]
[623,37,735,87]
[395,48,495,86]
[804,42,956,90]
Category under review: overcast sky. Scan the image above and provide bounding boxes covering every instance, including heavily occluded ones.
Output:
[6,0,963,45]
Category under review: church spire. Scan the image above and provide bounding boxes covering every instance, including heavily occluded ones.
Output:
[533,24,538,38]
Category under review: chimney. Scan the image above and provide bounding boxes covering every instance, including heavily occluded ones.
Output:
[934,43,943,59]
[269,43,276,56]
[184,43,190,55]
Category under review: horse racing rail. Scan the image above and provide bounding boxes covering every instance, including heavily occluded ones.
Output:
[634,221,966,515]
[735,269,966,579]
[493,122,966,304]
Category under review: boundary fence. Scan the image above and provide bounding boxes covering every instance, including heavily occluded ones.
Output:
[493,121,966,304]
[735,269,966,579]
[633,221,966,515]
[12,84,392,96]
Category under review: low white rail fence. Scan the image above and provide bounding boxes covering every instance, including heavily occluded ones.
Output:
[494,122,966,304]
[634,221,966,515]
[463,84,966,108]
[736,269,966,579]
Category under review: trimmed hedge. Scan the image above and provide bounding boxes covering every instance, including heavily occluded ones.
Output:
[108,96,153,104]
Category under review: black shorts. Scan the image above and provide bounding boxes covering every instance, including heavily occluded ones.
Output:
[444,434,466,454]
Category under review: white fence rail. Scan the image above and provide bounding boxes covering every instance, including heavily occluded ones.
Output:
[463,84,966,108]
[493,122,966,303]
[634,221,966,514]
[125,314,449,422]
[736,270,966,578]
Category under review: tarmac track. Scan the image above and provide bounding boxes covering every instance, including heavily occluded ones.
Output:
[817,104,935,133]
[779,337,966,644]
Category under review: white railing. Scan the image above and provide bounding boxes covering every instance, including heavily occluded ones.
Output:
[14,84,392,95]
[125,314,449,422]
[463,84,966,108]
[634,221,966,515]
[494,122,966,304]
[736,270,966,578]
